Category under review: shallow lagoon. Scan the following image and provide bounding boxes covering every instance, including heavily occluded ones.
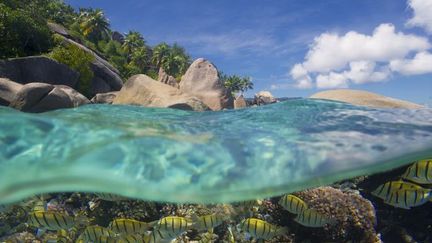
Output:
[1,99,431,204]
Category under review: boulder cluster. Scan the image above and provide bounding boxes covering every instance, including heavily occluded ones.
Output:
[0,52,279,113]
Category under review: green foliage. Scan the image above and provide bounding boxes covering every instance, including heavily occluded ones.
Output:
[77,9,110,43]
[49,43,95,97]
[221,73,254,95]
[0,3,53,58]
[0,0,252,93]
[151,42,191,79]
[122,31,146,58]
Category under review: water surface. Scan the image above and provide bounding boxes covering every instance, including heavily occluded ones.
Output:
[0,99,431,204]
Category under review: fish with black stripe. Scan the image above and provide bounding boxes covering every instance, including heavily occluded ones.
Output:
[109,218,151,235]
[372,180,432,209]
[27,211,88,230]
[151,216,194,239]
[278,194,308,214]
[237,218,287,240]
[192,214,225,231]
[77,225,118,242]
[402,159,432,184]
[294,208,331,227]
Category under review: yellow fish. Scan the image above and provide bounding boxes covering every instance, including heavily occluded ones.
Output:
[192,214,225,231]
[278,194,308,214]
[152,216,194,239]
[109,218,150,235]
[238,218,287,240]
[294,208,330,227]
[117,234,147,243]
[373,180,432,209]
[77,225,118,242]
[27,211,87,230]
[402,159,432,184]
[372,180,423,200]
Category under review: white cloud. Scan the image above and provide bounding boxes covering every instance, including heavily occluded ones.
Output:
[290,64,313,89]
[289,23,432,89]
[344,61,390,84]
[407,0,432,34]
[390,51,432,75]
[303,24,430,72]
[316,72,348,89]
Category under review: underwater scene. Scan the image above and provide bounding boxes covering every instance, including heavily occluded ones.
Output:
[0,100,431,242]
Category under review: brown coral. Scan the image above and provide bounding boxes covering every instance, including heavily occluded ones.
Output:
[296,186,380,242]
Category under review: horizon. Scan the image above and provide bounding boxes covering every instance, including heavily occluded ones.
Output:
[65,0,432,106]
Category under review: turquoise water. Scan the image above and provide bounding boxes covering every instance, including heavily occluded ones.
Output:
[0,99,431,204]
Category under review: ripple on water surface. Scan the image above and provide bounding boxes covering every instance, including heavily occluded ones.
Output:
[0,99,431,204]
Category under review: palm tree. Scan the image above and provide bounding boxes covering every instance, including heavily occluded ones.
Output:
[151,43,170,68]
[130,46,149,72]
[122,31,145,58]
[79,9,110,42]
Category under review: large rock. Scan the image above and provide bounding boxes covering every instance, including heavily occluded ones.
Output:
[254,91,277,105]
[158,67,179,88]
[91,92,118,104]
[180,58,233,110]
[113,74,209,111]
[234,95,247,109]
[9,83,90,113]
[0,56,79,87]
[0,78,22,106]
[48,25,123,96]
[310,89,423,109]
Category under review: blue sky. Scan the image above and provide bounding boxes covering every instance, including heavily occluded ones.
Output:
[66,0,432,105]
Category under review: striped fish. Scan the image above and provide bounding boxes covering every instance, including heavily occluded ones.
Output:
[278,194,308,214]
[95,193,128,201]
[385,188,431,209]
[294,208,330,227]
[372,180,423,200]
[27,211,86,230]
[238,218,287,240]
[77,225,118,242]
[193,214,225,231]
[117,234,147,243]
[372,180,425,200]
[152,216,194,239]
[109,218,150,235]
[402,159,432,184]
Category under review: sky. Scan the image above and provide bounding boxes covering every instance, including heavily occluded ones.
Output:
[65,0,432,105]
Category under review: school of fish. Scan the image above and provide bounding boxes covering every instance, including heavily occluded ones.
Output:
[0,159,430,242]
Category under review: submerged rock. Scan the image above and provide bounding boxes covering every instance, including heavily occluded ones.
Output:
[180,58,233,111]
[310,89,423,109]
[113,74,209,111]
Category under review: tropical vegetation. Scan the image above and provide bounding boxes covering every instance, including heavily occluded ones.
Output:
[0,0,253,92]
